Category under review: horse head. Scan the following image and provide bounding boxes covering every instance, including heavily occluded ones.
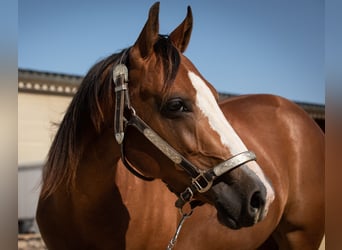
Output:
[119,2,274,229]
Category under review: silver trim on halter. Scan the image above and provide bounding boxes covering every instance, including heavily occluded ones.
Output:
[213,151,256,177]
[143,128,183,164]
[113,64,128,83]
[113,64,129,144]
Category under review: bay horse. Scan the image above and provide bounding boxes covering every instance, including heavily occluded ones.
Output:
[36,2,324,249]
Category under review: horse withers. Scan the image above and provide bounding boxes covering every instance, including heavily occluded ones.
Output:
[36,2,323,249]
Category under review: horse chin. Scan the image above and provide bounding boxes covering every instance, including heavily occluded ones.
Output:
[215,203,242,230]
[215,203,265,230]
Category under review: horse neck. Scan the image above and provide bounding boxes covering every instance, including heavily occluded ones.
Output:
[74,127,122,197]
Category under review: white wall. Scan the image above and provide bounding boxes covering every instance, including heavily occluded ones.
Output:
[18,92,72,220]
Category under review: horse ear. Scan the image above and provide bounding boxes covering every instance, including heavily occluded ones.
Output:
[133,2,160,59]
[169,6,193,53]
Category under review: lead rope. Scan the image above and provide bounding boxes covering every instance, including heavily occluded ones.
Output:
[166,207,193,250]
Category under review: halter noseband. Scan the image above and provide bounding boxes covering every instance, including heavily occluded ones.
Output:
[113,64,256,209]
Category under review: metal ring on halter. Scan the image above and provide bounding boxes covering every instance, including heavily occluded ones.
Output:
[180,187,193,203]
[179,206,193,217]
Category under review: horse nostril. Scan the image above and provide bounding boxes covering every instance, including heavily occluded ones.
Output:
[250,191,265,210]
[249,191,267,224]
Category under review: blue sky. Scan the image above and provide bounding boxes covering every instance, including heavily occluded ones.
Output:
[19,0,324,104]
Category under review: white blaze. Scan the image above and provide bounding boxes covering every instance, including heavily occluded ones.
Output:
[188,71,275,211]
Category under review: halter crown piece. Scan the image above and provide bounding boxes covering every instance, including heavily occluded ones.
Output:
[113,64,129,144]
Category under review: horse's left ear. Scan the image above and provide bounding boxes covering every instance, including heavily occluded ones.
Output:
[169,6,193,53]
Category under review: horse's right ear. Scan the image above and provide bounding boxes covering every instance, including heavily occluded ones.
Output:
[132,2,160,59]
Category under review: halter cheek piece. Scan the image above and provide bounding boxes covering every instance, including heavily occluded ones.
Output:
[113,64,256,209]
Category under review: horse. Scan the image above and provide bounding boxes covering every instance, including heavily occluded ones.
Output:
[36,2,324,249]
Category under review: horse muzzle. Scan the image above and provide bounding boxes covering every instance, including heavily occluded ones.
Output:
[210,164,268,229]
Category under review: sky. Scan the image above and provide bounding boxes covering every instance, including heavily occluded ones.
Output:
[18,0,324,104]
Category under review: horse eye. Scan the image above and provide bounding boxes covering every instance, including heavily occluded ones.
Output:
[161,98,189,117]
[168,100,185,112]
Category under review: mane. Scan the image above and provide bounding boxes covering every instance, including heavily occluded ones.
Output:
[155,35,180,85]
[40,36,180,199]
[40,49,129,199]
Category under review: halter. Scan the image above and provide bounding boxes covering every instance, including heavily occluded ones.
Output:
[113,63,257,210]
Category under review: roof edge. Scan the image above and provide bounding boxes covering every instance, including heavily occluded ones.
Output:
[18,68,325,119]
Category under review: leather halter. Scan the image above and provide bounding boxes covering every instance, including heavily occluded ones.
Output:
[113,63,257,209]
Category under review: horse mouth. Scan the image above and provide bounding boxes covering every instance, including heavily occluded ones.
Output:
[215,202,241,230]
[214,199,266,230]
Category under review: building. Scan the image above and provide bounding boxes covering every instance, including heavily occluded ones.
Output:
[18,69,80,233]
[18,69,325,233]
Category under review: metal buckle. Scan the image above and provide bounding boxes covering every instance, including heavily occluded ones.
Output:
[192,173,213,193]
